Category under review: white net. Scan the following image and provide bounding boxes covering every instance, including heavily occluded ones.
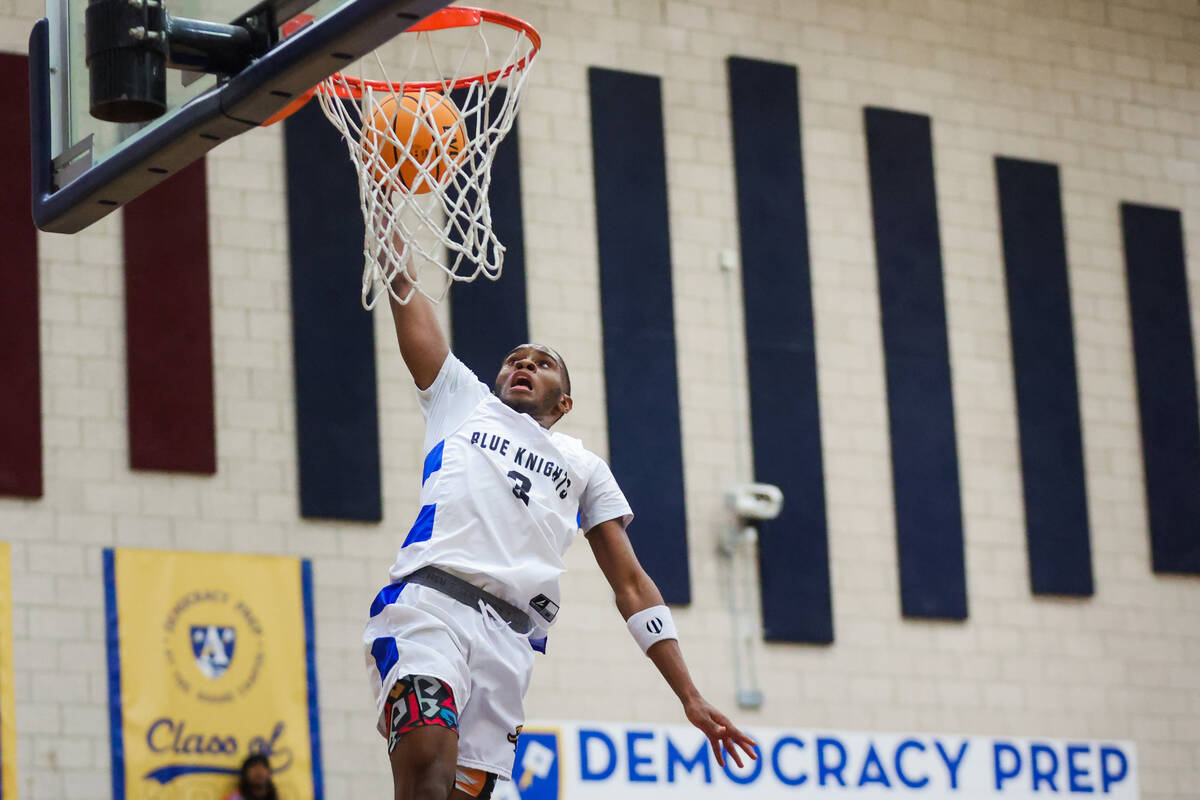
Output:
[313,9,539,308]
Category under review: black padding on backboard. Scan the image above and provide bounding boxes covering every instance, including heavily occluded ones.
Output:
[449,89,528,382]
[284,101,382,522]
[588,67,690,604]
[728,57,832,643]
[1121,203,1200,575]
[865,107,967,620]
[996,157,1094,595]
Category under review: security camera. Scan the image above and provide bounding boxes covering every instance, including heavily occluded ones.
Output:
[725,483,784,522]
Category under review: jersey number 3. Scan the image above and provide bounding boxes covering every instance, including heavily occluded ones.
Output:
[507,470,532,506]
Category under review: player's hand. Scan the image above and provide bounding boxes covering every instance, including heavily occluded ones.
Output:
[682,696,758,769]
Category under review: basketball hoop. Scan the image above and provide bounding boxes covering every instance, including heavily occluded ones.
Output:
[272,7,540,308]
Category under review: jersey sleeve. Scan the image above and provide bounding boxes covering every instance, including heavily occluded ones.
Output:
[579,455,634,533]
[416,353,490,450]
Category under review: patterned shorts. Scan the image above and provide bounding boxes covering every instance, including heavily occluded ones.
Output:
[384,674,460,752]
[384,674,497,798]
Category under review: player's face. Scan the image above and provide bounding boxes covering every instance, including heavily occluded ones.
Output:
[494,344,571,420]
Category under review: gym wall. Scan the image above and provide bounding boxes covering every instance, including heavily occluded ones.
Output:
[0,1,1197,798]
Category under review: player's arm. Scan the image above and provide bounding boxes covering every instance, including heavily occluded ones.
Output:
[388,271,449,391]
[585,519,758,768]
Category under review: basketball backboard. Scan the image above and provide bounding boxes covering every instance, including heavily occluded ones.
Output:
[30,0,453,233]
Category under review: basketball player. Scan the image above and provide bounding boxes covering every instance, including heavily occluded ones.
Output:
[366,275,757,800]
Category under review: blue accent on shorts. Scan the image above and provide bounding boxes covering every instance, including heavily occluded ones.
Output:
[402,505,436,548]
[369,582,407,618]
[371,637,399,683]
[576,509,581,529]
[530,636,547,654]
[422,441,444,485]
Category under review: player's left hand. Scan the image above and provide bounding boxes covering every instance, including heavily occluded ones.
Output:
[683,696,758,768]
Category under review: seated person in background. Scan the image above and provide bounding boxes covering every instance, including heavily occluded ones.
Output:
[225,754,278,800]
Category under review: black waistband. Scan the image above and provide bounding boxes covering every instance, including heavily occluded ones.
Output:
[402,566,533,636]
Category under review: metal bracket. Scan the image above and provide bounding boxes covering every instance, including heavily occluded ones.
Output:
[51,134,94,191]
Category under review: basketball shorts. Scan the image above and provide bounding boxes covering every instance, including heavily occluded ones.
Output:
[365,581,536,781]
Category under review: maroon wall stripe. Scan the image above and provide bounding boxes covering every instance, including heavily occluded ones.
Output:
[0,53,42,497]
[123,158,216,473]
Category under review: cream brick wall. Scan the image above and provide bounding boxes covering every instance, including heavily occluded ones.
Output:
[2,0,1198,798]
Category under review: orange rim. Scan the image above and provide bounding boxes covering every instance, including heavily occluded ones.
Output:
[327,8,540,96]
[260,7,540,125]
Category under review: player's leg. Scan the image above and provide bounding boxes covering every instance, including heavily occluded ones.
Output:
[384,674,463,800]
[389,725,458,800]
[390,725,457,800]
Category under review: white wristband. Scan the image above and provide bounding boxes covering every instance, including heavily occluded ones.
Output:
[626,605,678,654]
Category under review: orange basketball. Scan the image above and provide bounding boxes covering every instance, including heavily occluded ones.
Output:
[362,91,467,194]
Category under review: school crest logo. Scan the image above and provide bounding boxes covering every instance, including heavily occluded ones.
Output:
[190,625,236,679]
[162,590,264,703]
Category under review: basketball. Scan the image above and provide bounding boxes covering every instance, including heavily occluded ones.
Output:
[362,90,467,194]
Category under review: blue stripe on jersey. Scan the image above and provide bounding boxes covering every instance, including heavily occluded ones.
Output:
[371,637,399,683]
[422,441,444,485]
[402,504,436,548]
[369,582,407,618]
[530,637,547,654]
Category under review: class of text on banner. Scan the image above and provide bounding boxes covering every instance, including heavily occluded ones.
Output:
[499,722,1136,800]
[104,548,323,800]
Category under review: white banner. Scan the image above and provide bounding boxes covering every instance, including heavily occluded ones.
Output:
[497,722,1137,800]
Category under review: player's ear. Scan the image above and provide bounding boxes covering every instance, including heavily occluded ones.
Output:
[557,393,573,416]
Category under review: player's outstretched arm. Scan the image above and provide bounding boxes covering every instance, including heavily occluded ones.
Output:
[388,271,449,391]
[585,519,758,768]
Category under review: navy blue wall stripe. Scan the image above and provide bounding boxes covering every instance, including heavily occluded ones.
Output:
[588,67,690,604]
[284,102,382,522]
[102,549,126,800]
[1121,203,1200,575]
[727,56,832,643]
[995,158,1094,595]
[450,88,528,381]
[300,560,324,800]
[864,107,967,619]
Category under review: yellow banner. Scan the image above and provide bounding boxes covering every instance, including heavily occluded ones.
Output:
[0,542,15,800]
[105,548,322,800]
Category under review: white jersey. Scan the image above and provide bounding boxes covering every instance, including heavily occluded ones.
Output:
[387,354,633,631]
